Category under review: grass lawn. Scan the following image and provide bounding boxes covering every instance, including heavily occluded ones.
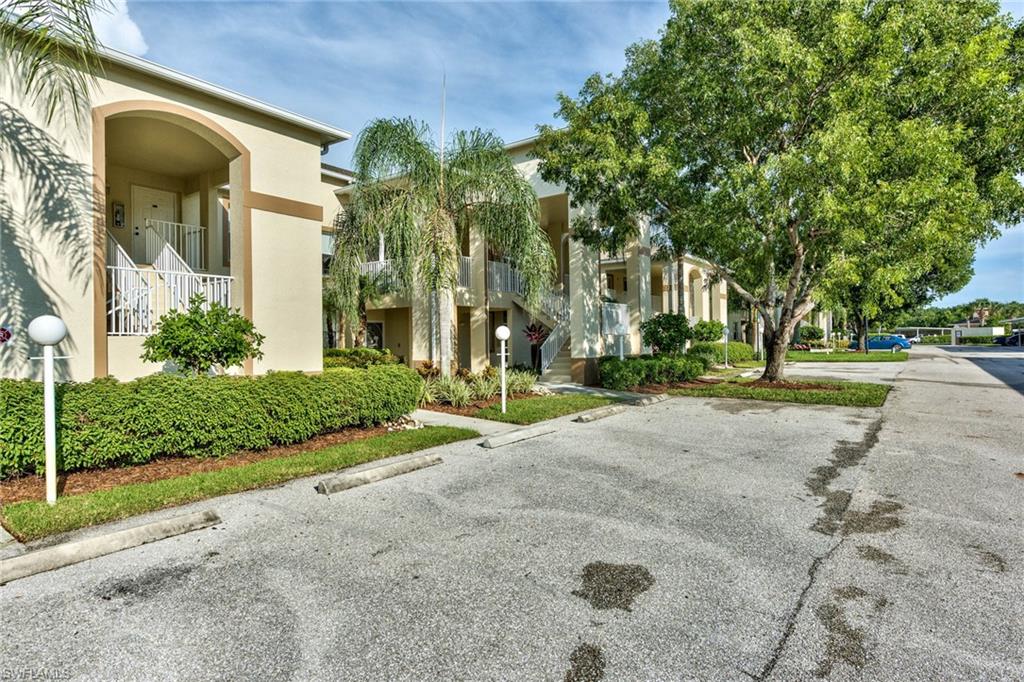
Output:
[473,394,620,425]
[669,378,891,408]
[787,350,909,362]
[1,426,477,542]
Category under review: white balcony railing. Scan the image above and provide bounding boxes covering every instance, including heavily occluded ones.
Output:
[145,219,206,271]
[360,257,472,289]
[487,260,525,295]
[107,266,232,336]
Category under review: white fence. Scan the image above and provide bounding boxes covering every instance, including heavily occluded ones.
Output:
[107,266,232,336]
[145,219,207,271]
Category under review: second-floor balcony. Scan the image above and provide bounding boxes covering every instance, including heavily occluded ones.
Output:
[359,256,472,289]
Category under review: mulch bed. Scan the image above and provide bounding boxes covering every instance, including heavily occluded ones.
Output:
[634,377,723,392]
[0,423,399,506]
[421,392,538,417]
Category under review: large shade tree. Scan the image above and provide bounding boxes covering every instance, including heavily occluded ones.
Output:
[331,118,555,375]
[536,0,1024,381]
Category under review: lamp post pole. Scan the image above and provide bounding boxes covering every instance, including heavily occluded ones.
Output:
[495,325,511,414]
[43,343,57,504]
[28,315,68,506]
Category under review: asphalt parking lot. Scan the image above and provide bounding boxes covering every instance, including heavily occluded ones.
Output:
[1,345,1021,680]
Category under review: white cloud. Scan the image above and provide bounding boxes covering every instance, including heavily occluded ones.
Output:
[92,0,148,56]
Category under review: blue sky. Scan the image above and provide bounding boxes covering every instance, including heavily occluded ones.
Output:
[96,1,1023,305]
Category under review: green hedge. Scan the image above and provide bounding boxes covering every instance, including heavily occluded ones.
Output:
[958,335,996,345]
[323,347,400,368]
[919,335,950,344]
[688,341,755,364]
[599,355,704,390]
[0,365,422,479]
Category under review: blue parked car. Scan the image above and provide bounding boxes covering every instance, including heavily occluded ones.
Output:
[849,334,912,352]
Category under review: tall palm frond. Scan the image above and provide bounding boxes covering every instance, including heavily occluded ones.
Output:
[339,116,555,373]
[0,0,107,125]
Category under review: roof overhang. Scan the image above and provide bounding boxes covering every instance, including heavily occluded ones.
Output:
[100,47,352,146]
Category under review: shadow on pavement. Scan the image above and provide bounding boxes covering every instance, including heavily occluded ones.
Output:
[939,347,1024,397]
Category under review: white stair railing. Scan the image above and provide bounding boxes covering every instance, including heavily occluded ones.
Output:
[458,256,472,288]
[145,219,207,271]
[106,236,152,335]
[539,319,570,374]
[106,267,232,336]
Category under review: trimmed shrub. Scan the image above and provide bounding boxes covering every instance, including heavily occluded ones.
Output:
[323,347,400,369]
[959,335,996,345]
[640,313,692,355]
[0,364,422,479]
[688,341,755,364]
[799,324,825,342]
[598,355,703,390]
[919,335,951,344]
[691,320,727,343]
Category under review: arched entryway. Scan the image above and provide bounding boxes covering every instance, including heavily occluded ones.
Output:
[91,100,253,377]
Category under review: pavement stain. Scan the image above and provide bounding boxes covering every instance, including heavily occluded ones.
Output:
[806,418,883,535]
[855,545,908,574]
[563,643,606,682]
[94,563,197,604]
[968,544,1008,573]
[571,562,655,612]
[840,500,904,535]
[813,584,889,678]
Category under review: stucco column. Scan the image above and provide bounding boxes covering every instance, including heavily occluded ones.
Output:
[469,229,488,371]
[410,285,433,369]
[715,280,728,322]
[624,221,652,354]
[568,208,601,383]
[227,156,247,318]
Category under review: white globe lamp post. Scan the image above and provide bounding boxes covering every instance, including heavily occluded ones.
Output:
[28,315,67,505]
[495,325,511,414]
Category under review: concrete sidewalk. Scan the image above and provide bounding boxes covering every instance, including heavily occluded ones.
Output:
[411,408,514,436]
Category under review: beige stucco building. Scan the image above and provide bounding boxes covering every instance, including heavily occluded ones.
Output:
[320,137,727,384]
[1,48,349,381]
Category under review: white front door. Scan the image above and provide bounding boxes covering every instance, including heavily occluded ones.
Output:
[131,186,177,263]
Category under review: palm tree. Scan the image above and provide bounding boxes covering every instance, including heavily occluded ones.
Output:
[324,209,391,348]
[336,117,555,375]
[1,0,105,124]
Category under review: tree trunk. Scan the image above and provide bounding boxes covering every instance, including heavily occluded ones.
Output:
[855,313,869,355]
[325,316,336,349]
[355,302,367,347]
[760,323,794,383]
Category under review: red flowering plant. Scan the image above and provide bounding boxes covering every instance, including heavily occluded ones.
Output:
[523,323,549,371]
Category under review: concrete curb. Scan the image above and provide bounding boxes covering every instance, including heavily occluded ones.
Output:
[315,454,442,495]
[631,393,669,407]
[0,509,220,586]
[574,404,630,423]
[0,525,24,561]
[480,425,558,449]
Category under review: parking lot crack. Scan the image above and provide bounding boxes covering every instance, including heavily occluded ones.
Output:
[744,538,847,681]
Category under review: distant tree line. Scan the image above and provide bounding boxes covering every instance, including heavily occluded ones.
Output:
[886,299,1024,328]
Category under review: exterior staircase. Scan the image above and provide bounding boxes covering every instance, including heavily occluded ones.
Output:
[538,342,572,384]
